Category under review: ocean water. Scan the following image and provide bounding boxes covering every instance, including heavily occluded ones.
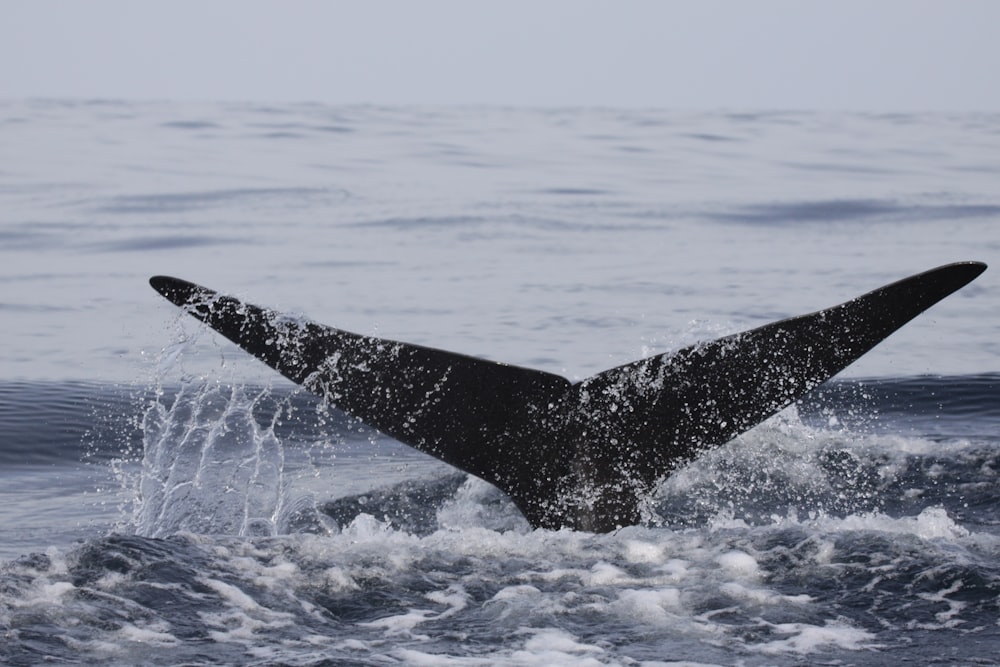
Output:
[1,100,999,665]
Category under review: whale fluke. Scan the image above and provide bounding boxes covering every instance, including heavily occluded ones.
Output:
[150,262,986,531]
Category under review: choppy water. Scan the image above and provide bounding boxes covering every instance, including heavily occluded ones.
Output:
[1,101,999,665]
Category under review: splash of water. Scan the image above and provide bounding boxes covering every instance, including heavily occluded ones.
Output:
[131,381,292,538]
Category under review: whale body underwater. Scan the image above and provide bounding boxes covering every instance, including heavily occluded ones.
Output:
[150,262,986,532]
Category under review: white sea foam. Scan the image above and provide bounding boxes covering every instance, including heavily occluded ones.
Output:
[321,565,358,592]
[201,577,265,612]
[761,505,972,541]
[358,609,436,638]
[715,549,760,578]
[116,621,178,645]
[755,621,879,655]
[426,584,470,618]
[198,576,296,644]
[611,587,684,624]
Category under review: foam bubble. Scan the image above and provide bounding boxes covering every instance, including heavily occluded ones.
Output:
[755,621,878,655]
[200,577,264,612]
[586,561,631,585]
[800,506,970,541]
[612,587,683,624]
[322,565,358,592]
[39,580,76,601]
[719,582,812,605]
[491,584,542,602]
[426,584,469,618]
[116,621,178,645]
[357,609,435,638]
[522,628,604,654]
[622,538,669,563]
[715,550,760,578]
[392,648,494,666]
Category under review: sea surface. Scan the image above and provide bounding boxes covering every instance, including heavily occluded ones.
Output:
[1,100,999,665]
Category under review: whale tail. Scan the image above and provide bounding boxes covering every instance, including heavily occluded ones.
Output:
[150,262,986,531]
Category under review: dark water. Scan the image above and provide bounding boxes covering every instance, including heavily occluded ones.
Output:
[1,101,999,665]
[2,377,999,666]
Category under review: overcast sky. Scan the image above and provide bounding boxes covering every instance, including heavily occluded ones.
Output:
[3,1,998,111]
